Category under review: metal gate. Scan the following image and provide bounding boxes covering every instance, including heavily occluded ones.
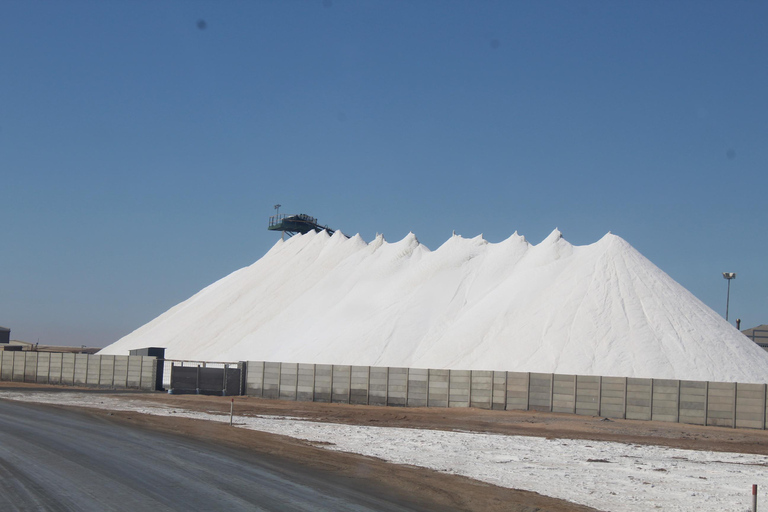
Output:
[169,363,245,395]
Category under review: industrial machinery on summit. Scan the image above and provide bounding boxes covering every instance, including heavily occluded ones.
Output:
[268,204,338,239]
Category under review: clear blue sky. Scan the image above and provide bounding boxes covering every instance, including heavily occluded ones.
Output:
[2,1,766,347]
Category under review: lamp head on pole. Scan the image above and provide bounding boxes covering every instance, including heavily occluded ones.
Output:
[722,272,736,322]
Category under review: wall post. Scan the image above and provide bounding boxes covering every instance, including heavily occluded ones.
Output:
[623,377,628,419]
[597,376,603,417]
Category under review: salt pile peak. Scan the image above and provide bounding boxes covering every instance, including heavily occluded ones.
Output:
[100,230,768,383]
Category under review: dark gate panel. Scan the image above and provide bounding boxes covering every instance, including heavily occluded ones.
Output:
[170,367,199,394]
[170,365,243,395]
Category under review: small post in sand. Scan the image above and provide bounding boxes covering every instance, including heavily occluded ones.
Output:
[753,484,758,512]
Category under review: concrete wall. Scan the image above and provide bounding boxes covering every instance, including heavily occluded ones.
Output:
[470,370,493,410]
[600,377,626,419]
[262,362,281,399]
[387,367,408,407]
[552,374,577,414]
[245,361,265,396]
[679,380,706,425]
[407,368,428,407]
[492,371,507,410]
[428,369,449,408]
[313,364,332,403]
[350,366,370,405]
[652,379,679,423]
[528,373,553,412]
[332,365,351,404]
[279,362,298,401]
[369,366,388,406]
[736,383,765,430]
[0,351,156,391]
[506,372,529,410]
[626,378,653,421]
[575,375,600,416]
[241,360,768,431]
[706,381,736,428]
[297,363,315,402]
[448,370,470,408]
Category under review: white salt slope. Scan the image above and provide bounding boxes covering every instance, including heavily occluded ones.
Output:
[100,230,768,383]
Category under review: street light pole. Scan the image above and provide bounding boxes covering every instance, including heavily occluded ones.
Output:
[723,272,736,322]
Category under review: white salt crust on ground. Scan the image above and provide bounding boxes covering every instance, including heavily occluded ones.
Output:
[2,391,765,512]
[100,230,768,383]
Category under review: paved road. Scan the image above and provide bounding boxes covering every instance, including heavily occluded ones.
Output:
[0,400,433,511]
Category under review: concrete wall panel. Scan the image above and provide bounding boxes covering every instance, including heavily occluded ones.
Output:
[140,357,157,391]
[368,366,388,406]
[332,365,351,404]
[706,382,736,427]
[492,371,507,410]
[448,370,470,408]
[99,355,115,387]
[368,367,388,406]
[48,353,63,384]
[736,383,765,429]
[407,368,428,407]
[470,370,493,410]
[552,374,576,414]
[529,373,553,412]
[387,367,408,407]
[246,361,265,397]
[575,375,600,416]
[279,363,298,401]
[35,353,51,384]
[600,377,626,419]
[23,353,38,382]
[679,380,707,425]
[11,352,25,382]
[652,379,680,423]
[262,362,281,399]
[110,356,127,388]
[428,369,449,408]
[626,378,652,421]
[313,364,332,403]
[126,356,142,388]
[297,363,315,402]
[350,366,370,405]
[0,352,12,380]
[74,354,89,386]
[86,355,101,386]
[506,372,529,410]
[114,356,130,388]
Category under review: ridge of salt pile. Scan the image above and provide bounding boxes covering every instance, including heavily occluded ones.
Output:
[99,231,768,383]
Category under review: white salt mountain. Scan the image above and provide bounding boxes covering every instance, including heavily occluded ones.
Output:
[100,229,768,383]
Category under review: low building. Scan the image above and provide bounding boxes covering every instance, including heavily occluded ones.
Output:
[743,324,768,351]
[5,339,34,351]
[0,326,9,344]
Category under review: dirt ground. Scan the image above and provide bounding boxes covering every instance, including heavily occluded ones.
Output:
[9,382,768,511]
[137,391,768,456]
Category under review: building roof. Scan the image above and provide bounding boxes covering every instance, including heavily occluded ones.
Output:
[0,326,9,332]
[743,325,768,342]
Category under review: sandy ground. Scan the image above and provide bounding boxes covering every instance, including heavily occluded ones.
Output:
[7,382,768,511]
